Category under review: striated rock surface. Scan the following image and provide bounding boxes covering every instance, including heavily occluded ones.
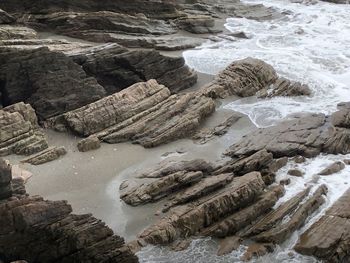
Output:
[70,44,197,94]
[0,158,138,263]
[0,47,106,120]
[317,161,345,175]
[0,103,48,157]
[295,188,350,262]
[21,146,67,165]
[51,80,215,148]
[77,136,101,152]
[138,172,266,244]
[0,26,37,40]
[0,9,15,24]
[200,58,310,100]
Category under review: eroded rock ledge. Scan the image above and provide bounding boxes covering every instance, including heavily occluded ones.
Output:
[0,158,138,263]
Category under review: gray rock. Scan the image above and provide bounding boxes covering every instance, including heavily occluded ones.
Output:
[77,136,101,152]
[317,161,345,175]
[21,146,67,165]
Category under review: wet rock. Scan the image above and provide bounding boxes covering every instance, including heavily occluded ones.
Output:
[293,155,306,163]
[279,178,291,185]
[176,15,221,34]
[201,185,285,238]
[257,77,311,98]
[170,239,192,252]
[0,103,48,157]
[121,171,204,206]
[139,172,265,244]
[318,161,345,175]
[287,169,304,177]
[57,80,215,147]
[343,159,350,165]
[137,159,215,179]
[253,185,327,244]
[70,44,197,95]
[242,187,311,237]
[217,236,243,256]
[295,188,350,262]
[225,112,350,158]
[0,47,106,120]
[0,158,138,263]
[21,146,66,165]
[77,136,101,152]
[193,114,241,144]
[241,243,275,262]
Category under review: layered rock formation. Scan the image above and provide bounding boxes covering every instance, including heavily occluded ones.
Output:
[201,57,311,99]
[295,188,350,262]
[48,79,214,148]
[0,158,138,263]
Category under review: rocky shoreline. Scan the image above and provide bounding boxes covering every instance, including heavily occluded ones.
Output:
[1,0,350,262]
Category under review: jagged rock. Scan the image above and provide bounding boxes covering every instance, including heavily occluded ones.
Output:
[0,47,106,120]
[287,169,304,177]
[257,77,312,98]
[225,111,350,159]
[137,159,215,179]
[217,236,242,256]
[201,57,278,98]
[252,185,327,244]
[0,104,48,157]
[77,136,101,152]
[0,9,15,24]
[193,114,241,144]
[162,173,233,212]
[242,187,311,237]
[200,58,310,100]
[201,185,285,238]
[138,172,265,244]
[0,158,138,263]
[0,26,36,40]
[21,146,67,165]
[53,80,215,148]
[241,243,275,262]
[70,44,197,94]
[214,149,274,176]
[318,161,345,175]
[295,188,350,262]
[121,171,204,206]
[175,15,221,34]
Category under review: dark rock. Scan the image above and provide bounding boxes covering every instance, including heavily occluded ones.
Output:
[293,155,306,163]
[287,169,304,177]
[0,47,106,120]
[344,159,350,165]
[0,9,15,24]
[175,15,221,34]
[0,159,12,199]
[279,178,291,185]
[70,44,197,95]
[318,161,345,175]
[77,136,101,152]
[241,243,275,262]
[21,146,67,165]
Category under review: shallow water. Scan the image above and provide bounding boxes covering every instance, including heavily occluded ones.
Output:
[137,0,350,262]
[184,0,350,127]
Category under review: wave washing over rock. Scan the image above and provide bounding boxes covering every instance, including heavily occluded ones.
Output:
[184,0,350,127]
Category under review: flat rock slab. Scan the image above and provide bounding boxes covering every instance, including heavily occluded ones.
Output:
[21,146,67,165]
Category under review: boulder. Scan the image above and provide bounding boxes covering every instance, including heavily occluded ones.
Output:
[317,161,345,175]
[77,136,101,152]
[241,243,275,262]
[287,169,304,177]
[0,159,12,199]
[217,236,242,256]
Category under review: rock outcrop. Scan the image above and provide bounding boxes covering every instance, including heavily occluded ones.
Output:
[21,146,67,165]
[48,80,215,148]
[201,58,310,99]
[295,188,350,262]
[0,158,138,263]
[317,161,345,175]
[0,103,48,157]
[0,9,15,24]
[70,44,197,95]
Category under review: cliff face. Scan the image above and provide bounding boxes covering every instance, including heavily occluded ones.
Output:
[0,159,138,263]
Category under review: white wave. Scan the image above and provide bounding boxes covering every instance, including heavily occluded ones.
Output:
[183,0,350,127]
